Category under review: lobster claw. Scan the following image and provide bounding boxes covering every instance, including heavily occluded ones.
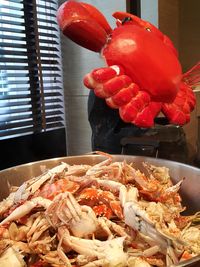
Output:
[57,1,112,52]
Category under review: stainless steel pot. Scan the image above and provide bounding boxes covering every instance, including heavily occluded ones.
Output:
[1,154,200,213]
[0,155,200,266]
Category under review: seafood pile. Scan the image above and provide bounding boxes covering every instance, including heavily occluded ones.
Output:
[0,154,200,267]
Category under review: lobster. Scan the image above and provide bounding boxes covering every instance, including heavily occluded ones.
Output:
[57,1,199,128]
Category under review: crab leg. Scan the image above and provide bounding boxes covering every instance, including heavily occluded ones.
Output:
[86,154,113,176]
[124,202,166,244]
[98,217,129,240]
[0,163,67,217]
[25,162,68,194]
[59,227,128,266]
[40,250,72,267]
[27,214,50,242]
[46,192,98,238]
[59,227,104,258]
[0,197,51,226]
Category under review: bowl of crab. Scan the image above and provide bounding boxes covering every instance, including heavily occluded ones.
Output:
[0,153,199,267]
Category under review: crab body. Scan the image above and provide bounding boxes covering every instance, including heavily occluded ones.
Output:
[57,1,198,127]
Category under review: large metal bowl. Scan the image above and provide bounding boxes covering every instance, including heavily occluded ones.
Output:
[0,154,200,266]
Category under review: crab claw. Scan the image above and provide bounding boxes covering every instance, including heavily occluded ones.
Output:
[57,1,112,52]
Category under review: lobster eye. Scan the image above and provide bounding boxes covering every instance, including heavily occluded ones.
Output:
[146,27,151,32]
[121,17,132,25]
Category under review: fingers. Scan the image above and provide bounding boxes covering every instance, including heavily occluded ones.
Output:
[106,83,139,108]
[83,65,125,98]
[119,94,162,128]
[83,65,162,127]
[162,82,196,125]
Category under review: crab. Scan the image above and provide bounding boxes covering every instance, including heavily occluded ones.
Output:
[57,1,199,128]
[0,162,69,217]
[58,227,129,267]
[46,192,128,240]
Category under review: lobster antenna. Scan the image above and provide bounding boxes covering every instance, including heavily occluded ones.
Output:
[183,62,200,89]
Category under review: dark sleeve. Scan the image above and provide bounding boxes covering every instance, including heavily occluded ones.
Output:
[87,91,147,154]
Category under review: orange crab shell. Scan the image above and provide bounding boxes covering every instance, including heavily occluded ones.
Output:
[93,204,113,218]
[34,178,80,200]
[78,188,123,219]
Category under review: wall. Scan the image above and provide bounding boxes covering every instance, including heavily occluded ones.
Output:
[179,0,200,72]
[141,0,158,27]
[159,0,199,71]
[159,0,200,164]
[180,0,200,163]
[158,0,180,50]
[59,0,126,155]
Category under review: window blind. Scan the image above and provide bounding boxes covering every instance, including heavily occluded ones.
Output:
[0,0,65,140]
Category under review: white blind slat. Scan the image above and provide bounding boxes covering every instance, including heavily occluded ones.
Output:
[0,0,65,139]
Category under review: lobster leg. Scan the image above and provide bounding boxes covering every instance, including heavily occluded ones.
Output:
[84,66,162,128]
[162,82,196,125]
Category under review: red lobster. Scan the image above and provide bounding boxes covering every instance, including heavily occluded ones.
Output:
[57,1,199,128]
